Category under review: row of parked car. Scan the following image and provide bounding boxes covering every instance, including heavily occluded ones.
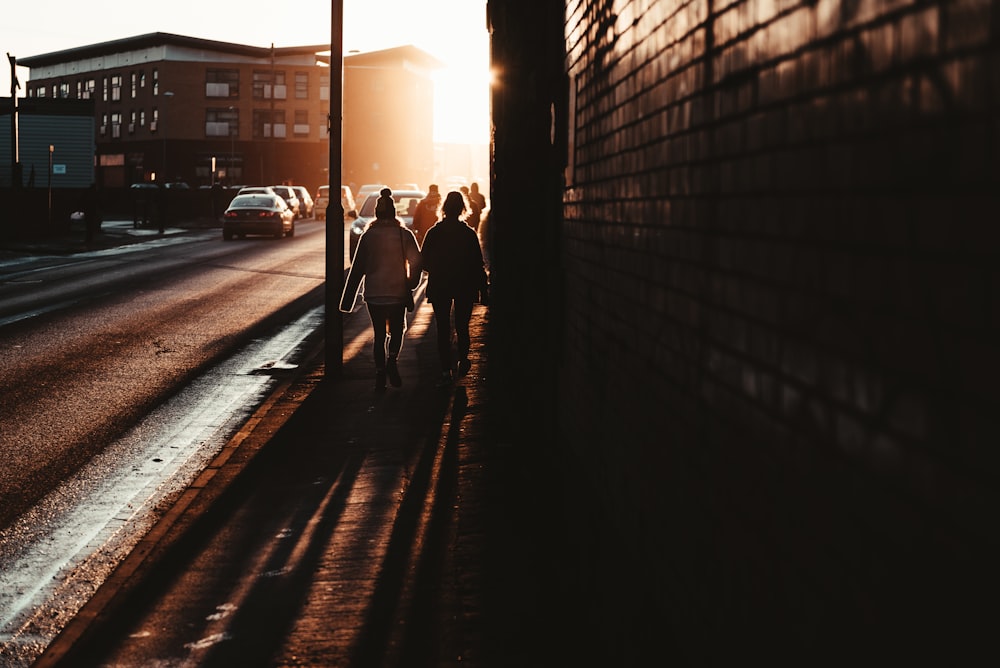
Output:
[222,184,315,240]
[222,182,428,244]
[232,185,315,220]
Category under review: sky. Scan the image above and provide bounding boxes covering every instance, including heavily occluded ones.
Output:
[2,0,490,144]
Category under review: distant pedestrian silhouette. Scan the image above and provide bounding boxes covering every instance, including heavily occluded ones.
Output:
[340,188,422,391]
[411,184,441,245]
[460,185,482,233]
[420,190,490,386]
[468,182,487,224]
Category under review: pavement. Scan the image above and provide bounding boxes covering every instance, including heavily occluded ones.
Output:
[21,223,576,667]
[0,217,214,256]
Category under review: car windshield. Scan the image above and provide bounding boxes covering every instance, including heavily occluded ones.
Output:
[317,186,329,198]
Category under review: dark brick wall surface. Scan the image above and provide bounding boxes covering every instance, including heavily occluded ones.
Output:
[491,0,997,661]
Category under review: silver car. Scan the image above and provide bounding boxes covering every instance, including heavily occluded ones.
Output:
[291,186,314,218]
[270,185,302,219]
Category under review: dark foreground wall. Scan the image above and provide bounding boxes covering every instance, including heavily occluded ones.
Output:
[489,0,997,662]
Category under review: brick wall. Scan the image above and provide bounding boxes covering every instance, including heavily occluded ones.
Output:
[551,0,997,661]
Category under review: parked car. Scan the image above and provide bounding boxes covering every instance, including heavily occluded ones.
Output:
[292,186,314,218]
[349,188,425,259]
[315,185,330,221]
[315,185,356,222]
[270,185,302,219]
[222,193,295,240]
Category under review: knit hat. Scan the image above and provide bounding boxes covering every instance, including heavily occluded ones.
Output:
[375,187,395,218]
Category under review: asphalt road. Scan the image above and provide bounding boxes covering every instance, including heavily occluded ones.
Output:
[0,222,328,530]
[0,221,334,665]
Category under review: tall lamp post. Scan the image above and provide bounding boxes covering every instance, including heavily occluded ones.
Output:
[228,105,236,185]
[7,53,21,189]
[327,2,344,377]
[161,91,174,182]
[47,144,53,226]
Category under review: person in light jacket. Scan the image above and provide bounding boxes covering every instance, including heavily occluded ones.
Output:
[340,188,421,391]
[420,190,490,386]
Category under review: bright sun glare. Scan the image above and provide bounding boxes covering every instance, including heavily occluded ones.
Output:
[343,0,490,145]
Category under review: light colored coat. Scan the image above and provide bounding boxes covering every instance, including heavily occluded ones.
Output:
[340,218,421,311]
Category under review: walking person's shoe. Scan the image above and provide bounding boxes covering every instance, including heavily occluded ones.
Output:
[386,356,402,387]
[375,370,387,392]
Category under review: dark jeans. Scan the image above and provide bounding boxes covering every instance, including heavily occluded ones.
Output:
[366,302,407,370]
[432,297,474,373]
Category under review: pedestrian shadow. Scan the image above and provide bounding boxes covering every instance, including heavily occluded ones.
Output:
[349,386,467,666]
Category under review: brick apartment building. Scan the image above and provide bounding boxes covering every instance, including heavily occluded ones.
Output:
[19,34,439,195]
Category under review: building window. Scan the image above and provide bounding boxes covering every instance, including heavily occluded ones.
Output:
[151,107,159,132]
[131,72,138,99]
[319,73,329,101]
[205,107,238,137]
[58,82,70,98]
[111,75,122,102]
[295,72,308,99]
[102,77,108,102]
[140,109,146,127]
[140,71,145,89]
[79,79,96,100]
[294,109,309,136]
[153,68,159,96]
[253,70,287,100]
[206,68,239,98]
[111,112,123,138]
[253,109,286,138]
[129,110,137,134]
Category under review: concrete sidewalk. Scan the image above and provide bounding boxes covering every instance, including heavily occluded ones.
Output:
[36,296,576,667]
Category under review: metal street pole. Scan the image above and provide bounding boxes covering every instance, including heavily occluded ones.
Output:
[327,0,344,377]
[228,105,236,185]
[161,91,174,182]
[270,44,276,185]
[7,53,21,189]
[47,144,53,226]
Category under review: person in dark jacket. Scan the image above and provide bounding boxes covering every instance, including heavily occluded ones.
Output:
[411,184,441,245]
[340,188,421,391]
[420,190,490,386]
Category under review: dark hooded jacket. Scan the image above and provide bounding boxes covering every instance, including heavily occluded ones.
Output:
[411,191,441,244]
[420,216,488,304]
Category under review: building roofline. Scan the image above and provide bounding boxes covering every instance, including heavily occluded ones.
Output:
[19,32,330,68]
[343,45,445,70]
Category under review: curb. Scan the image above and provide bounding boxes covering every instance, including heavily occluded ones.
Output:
[34,335,328,667]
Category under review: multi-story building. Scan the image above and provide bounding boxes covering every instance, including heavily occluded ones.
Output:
[19,33,440,195]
